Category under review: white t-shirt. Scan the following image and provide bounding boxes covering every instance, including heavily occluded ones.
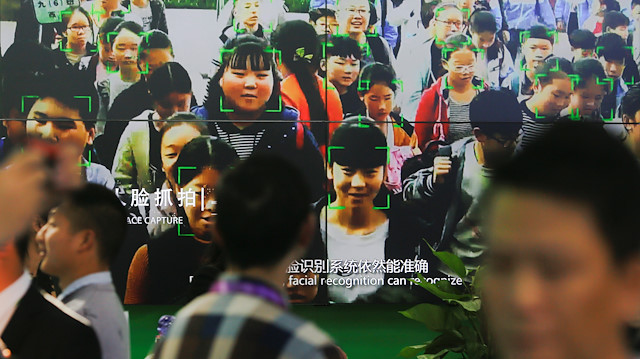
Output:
[106,72,136,109]
[130,1,153,32]
[321,211,389,303]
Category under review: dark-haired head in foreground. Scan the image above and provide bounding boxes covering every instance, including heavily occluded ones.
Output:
[482,122,640,359]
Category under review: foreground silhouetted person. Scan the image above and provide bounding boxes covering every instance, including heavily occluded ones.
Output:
[154,154,346,359]
[482,123,640,359]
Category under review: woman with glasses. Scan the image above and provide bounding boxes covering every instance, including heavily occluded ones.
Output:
[54,6,96,67]
[414,33,487,150]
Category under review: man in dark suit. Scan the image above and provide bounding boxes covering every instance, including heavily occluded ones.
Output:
[0,223,102,359]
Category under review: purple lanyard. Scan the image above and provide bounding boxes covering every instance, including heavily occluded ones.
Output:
[210,277,289,309]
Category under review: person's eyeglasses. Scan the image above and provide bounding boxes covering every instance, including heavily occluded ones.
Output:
[346,8,370,15]
[489,135,517,147]
[436,19,463,28]
[68,25,90,33]
[449,64,475,73]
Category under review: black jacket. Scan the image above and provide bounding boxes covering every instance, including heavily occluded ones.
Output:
[192,105,326,199]
[2,282,102,359]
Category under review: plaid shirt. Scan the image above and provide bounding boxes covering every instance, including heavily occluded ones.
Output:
[154,274,345,359]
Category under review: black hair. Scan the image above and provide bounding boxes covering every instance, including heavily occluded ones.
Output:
[98,17,124,45]
[534,56,574,87]
[442,33,474,61]
[160,112,209,142]
[309,7,336,22]
[603,0,621,11]
[58,183,128,265]
[569,29,597,50]
[147,62,192,101]
[621,84,640,118]
[525,25,555,45]
[421,0,440,29]
[14,231,30,263]
[114,20,144,37]
[469,10,497,34]
[572,58,609,92]
[0,42,57,117]
[596,32,627,63]
[215,153,311,270]
[489,122,640,262]
[603,11,630,31]
[172,136,239,187]
[271,20,329,145]
[139,30,174,60]
[469,90,522,136]
[357,62,397,94]
[204,35,282,120]
[325,34,363,60]
[35,68,99,121]
[328,116,387,168]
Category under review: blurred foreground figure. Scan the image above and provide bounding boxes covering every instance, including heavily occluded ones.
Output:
[482,123,640,359]
[154,154,346,359]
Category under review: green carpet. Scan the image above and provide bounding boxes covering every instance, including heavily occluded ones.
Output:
[126,304,451,358]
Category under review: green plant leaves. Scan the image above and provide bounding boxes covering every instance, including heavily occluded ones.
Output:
[399,344,428,357]
[410,273,466,300]
[446,298,482,312]
[429,244,467,278]
[399,303,459,332]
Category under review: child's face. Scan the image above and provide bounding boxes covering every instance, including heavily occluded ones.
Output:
[533,77,573,116]
[572,47,595,61]
[328,162,384,208]
[444,48,476,85]
[570,78,607,116]
[27,97,94,158]
[326,55,360,89]
[154,92,191,121]
[599,57,625,79]
[361,83,394,122]
[179,167,220,243]
[471,31,496,51]
[113,29,142,70]
[632,5,640,22]
[139,48,173,78]
[312,15,339,36]
[65,11,91,50]
[161,125,201,188]
[608,25,629,41]
[219,60,274,114]
[523,38,553,71]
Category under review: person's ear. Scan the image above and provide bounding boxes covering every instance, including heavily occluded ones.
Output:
[76,229,96,255]
[218,76,224,89]
[473,127,487,142]
[320,58,327,73]
[86,125,96,146]
[623,114,634,132]
[442,58,450,72]
[327,163,334,181]
[359,92,365,102]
